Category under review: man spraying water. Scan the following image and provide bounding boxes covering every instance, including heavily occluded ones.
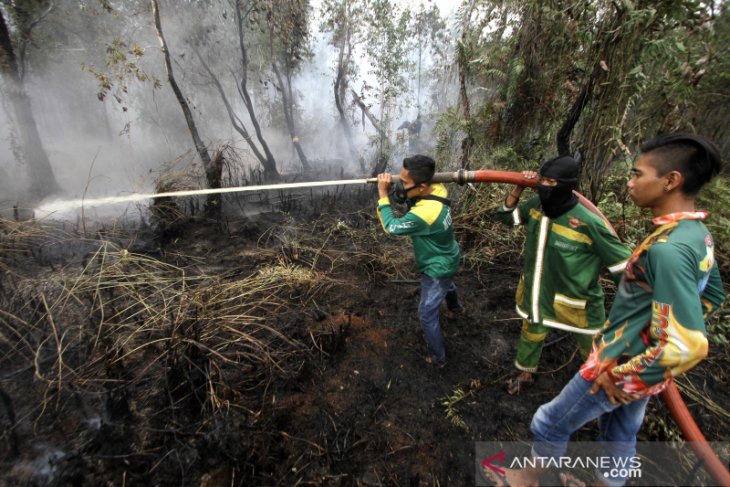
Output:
[376,155,464,368]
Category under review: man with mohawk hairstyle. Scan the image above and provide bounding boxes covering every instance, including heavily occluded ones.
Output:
[484,133,726,487]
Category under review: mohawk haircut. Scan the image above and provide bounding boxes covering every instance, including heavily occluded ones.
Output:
[640,133,723,196]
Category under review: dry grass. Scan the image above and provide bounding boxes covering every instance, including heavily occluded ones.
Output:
[0,223,342,435]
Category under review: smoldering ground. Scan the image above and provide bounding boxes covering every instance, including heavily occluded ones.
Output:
[1,185,728,486]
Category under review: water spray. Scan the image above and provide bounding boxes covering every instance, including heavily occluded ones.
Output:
[34,169,609,232]
[35,170,533,214]
[34,178,374,216]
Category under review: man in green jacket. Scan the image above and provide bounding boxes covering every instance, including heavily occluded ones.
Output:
[483,133,726,487]
[377,155,463,367]
[497,155,631,394]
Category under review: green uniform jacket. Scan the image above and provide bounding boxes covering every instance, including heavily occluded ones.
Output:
[497,196,631,334]
[580,212,726,394]
[377,183,460,278]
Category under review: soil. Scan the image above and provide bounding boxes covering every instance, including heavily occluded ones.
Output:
[0,188,728,486]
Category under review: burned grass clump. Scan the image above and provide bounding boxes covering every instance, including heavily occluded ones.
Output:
[149,170,199,246]
[0,220,351,485]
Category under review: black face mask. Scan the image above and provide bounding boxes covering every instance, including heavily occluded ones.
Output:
[392,180,418,205]
[538,155,579,218]
[537,182,577,218]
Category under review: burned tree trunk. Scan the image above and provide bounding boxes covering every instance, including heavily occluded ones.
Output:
[194,48,274,186]
[556,82,591,156]
[235,0,279,181]
[351,89,386,140]
[457,38,473,170]
[271,58,310,171]
[333,47,358,163]
[0,9,60,199]
[350,90,391,176]
[151,0,220,218]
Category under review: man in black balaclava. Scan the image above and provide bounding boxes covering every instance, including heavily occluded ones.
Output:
[535,155,579,218]
[494,155,631,395]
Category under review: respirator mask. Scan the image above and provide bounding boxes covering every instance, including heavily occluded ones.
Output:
[392,180,419,205]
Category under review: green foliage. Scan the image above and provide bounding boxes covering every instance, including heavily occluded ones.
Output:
[434,107,467,164]
[362,0,413,120]
[413,2,448,67]
[440,379,481,432]
[319,0,365,79]
[439,0,728,201]
[255,0,313,71]
[478,146,528,172]
[81,38,159,107]
[589,156,648,247]
[707,314,730,347]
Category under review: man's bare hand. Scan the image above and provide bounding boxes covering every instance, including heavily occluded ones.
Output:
[377,173,392,199]
[590,372,638,405]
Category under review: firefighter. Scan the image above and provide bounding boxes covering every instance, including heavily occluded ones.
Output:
[485,133,726,487]
[497,155,631,394]
[376,155,463,368]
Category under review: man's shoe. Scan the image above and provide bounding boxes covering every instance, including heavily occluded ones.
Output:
[447,308,466,320]
[506,372,534,395]
[424,356,446,369]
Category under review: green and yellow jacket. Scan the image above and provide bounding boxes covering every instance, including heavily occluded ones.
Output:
[377,183,460,278]
[580,212,726,395]
[497,195,631,334]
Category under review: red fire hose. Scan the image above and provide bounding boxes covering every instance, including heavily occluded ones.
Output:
[662,380,730,486]
[464,170,619,234]
[369,169,616,232]
[372,169,730,484]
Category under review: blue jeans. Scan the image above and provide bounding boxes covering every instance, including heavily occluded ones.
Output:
[419,274,462,365]
[530,373,650,487]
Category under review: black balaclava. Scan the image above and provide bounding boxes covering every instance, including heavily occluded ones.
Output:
[537,155,579,218]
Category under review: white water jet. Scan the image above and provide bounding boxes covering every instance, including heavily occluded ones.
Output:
[34,178,373,218]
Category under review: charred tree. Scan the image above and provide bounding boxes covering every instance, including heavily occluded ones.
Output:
[0,8,60,199]
[351,89,390,176]
[333,29,357,162]
[351,89,385,140]
[456,38,473,170]
[322,0,361,164]
[261,0,311,172]
[270,56,310,171]
[194,48,274,177]
[233,0,279,181]
[556,82,591,157]
[151,0,220,218]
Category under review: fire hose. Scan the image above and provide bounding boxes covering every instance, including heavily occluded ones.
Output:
[369,169,730,484]
[367,169,615,231]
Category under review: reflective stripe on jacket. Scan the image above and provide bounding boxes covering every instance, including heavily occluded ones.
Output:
[497,195,630,333]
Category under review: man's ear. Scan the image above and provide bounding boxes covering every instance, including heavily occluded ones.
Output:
[665,170,684,192]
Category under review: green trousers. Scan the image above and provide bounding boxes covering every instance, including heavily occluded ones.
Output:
[514,319,595,372]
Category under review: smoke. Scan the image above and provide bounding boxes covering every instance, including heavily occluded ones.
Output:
[0,0,455,220]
